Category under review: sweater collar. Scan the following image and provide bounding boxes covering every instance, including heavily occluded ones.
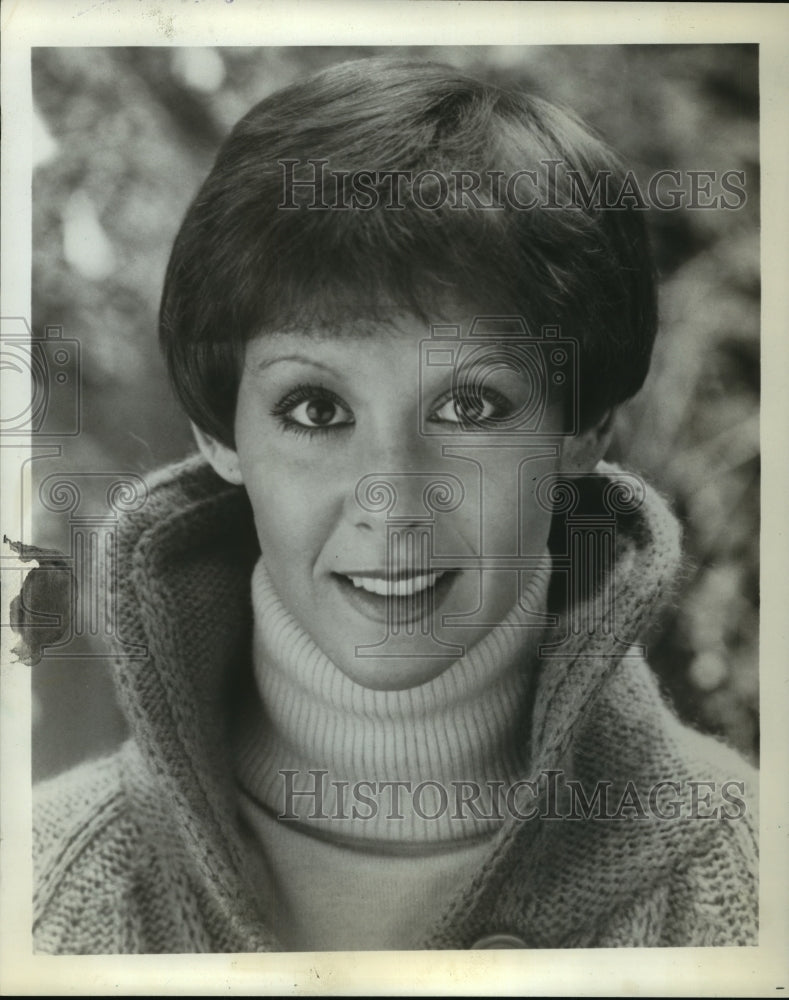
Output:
[234,553,553,843]
[111,455,682,948]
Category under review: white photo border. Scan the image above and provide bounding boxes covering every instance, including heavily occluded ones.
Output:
[2,1,787,995]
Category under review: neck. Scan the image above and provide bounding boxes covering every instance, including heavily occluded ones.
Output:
[234,556,552,843]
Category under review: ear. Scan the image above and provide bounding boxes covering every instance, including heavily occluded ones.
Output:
[191,423,244,486]
[559,409,616,474]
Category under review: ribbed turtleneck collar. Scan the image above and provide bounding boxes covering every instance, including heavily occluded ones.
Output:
[234,556,553,843]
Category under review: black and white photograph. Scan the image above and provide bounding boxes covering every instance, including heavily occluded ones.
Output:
[1,2,787,995]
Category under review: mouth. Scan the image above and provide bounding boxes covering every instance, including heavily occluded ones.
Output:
[331,569,459,625]
[347,570,446,597]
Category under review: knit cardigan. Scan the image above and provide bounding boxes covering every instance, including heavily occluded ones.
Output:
[32,456,759,953]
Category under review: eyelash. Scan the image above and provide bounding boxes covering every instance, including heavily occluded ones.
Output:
[269,382,515,439]
[270,383,355,438]
[428,384,513,428]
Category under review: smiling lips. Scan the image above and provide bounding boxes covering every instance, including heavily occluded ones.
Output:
[333,568,456,626]
[346,570,446,598]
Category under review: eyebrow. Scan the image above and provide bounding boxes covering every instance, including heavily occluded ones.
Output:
[254,354,337,375]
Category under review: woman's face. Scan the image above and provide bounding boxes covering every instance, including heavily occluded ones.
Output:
[203,314,568,690]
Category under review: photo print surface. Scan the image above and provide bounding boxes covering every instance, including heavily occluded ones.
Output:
[18,44,759,955]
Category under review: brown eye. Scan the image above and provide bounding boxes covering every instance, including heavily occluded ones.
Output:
[289,395,352,428]
[431,388,504,427]
[453,395,491,422]
[274,387,354,432]
[305,399,339,426]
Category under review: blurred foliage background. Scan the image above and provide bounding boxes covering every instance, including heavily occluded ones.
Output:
[29,45,759,781]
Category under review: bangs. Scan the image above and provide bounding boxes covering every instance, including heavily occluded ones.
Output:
[243,202,526,339]
[160,56,656,445]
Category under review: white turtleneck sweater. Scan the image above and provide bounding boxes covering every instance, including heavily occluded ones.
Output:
[234,556,553,950]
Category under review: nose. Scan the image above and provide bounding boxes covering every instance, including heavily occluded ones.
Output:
[350,473,423,531]
[346,470,465,534]
[342,432,460,532]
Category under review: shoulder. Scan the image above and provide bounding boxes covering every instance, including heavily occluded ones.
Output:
[583,653,759,945]
[653,710,758,946]
[33,751,141,953]
[34,751,129,851]
[33,747,196,954]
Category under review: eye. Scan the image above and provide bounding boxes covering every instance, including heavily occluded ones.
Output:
[429,385,511,428]
[288,396,352,429]
[271,384,355,435]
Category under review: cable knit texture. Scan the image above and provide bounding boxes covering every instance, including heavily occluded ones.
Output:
[32,455,759,953]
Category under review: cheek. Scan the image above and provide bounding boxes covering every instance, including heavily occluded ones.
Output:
[231,370,348,583]
[237,448,341,570]
[468,451,558,551]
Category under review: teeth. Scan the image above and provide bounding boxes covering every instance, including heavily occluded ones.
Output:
[348,571,445,597]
